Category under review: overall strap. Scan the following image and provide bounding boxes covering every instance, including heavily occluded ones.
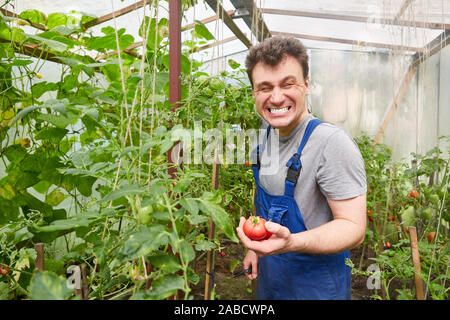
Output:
[252,124,271,185]
[284,119,323,197]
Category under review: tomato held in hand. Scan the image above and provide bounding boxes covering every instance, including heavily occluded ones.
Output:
[243,216,272,241]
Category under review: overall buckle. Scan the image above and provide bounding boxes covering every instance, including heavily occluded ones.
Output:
[286,153,301,185]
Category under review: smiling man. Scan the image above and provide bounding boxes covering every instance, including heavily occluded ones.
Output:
[236,37,367,300]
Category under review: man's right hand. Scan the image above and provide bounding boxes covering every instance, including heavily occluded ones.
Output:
[243,250,258,280]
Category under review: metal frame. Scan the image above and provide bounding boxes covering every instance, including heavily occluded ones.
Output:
[3,0,449,144]
[6,1,449,65]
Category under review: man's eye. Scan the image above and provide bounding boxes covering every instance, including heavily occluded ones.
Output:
[260,87,272,92]
[282,83,295,89]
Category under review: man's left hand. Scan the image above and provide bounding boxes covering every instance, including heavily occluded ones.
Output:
[236,217,294,257]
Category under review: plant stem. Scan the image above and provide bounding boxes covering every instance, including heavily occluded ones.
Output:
[163,192,191,300]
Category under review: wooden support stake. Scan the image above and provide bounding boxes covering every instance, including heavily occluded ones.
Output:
[34,243,44,271]
[375,202,386,300]
[81,264,89,300]
[408,226,425,300]
[204,149,220,300]
[145,261,153,290]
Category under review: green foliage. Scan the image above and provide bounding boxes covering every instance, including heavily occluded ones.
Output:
[352,135,450,300]
[30,270,73,300]
[0,7,255,300]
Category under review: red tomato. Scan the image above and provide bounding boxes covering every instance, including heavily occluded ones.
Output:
[408,189,420,198]
[427,231,436,243]
[243,216,272,241]
[0,266,9,275]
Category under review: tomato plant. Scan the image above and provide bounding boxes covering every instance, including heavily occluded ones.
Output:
[0,6,255,300]
[349,135,449,300]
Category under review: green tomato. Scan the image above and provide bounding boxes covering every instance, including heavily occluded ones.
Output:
[197,75,209,84]
[154,199,166,212]
[203,87,213,96]
[139,205,153,225]
[423,187,431,198]
[141,205,154,215]
[209,78,224,90]
[139,212,151,225]
[385,222,399,244]
[401,206,415,227]
[421,207,432,220]
[429,193,440,205]
[437,188,446,199]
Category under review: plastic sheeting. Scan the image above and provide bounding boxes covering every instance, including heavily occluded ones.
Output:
[4,0,450,161]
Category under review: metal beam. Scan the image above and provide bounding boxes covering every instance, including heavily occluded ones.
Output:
[394,0,414,22]
[83,0,153,29]
[0,38,102,72]
[261,8,450,31]
[204,0,252,48]
[271,31,426,53]
[0,8,47,31]
[169,0,181,111]
[182,10,235,31]
[191,35,240,53]
[412,30,450,67]
[373,30,450,145]
[229,0,271,41]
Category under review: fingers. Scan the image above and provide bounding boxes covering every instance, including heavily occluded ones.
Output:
[236,217,252,247]
[249,260,258,280]
[265,221,291,239]
[243,251,258,280]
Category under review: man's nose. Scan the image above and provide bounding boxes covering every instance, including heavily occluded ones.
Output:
[270,86,285,104]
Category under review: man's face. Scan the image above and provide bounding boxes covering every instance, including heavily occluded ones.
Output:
[252,55,309,137]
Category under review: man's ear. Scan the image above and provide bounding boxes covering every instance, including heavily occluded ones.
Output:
[304,76,310,95]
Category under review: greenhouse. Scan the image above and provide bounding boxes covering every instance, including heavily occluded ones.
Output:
[0,0,448,301]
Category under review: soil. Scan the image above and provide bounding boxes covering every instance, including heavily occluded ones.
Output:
[191,241,382,300]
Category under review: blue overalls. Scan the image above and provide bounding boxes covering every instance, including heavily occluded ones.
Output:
[252,119,351,300]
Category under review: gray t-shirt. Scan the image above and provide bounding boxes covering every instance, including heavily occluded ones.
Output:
[255,114,367,230]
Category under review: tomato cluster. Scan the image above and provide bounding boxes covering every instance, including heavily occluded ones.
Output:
[407,189,420,198]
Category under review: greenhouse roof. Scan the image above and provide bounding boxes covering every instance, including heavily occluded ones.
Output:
[4,0,449,60]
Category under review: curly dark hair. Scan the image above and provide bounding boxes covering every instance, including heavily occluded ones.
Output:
[245,37,309,87]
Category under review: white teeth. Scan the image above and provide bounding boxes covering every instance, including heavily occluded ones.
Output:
[269,107,289,113]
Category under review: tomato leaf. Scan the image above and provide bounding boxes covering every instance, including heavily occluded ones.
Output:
[198,196,238,243]
[30,270,73,300]
[193,20,215,40]
[98,183,145,204]
[148,253,182,273]
[178,239,195,264]
[179,198,199,215]
[117,225,169,262]
[131,274,184,300]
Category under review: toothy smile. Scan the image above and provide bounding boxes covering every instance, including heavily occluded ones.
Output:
[269,106,291,113]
